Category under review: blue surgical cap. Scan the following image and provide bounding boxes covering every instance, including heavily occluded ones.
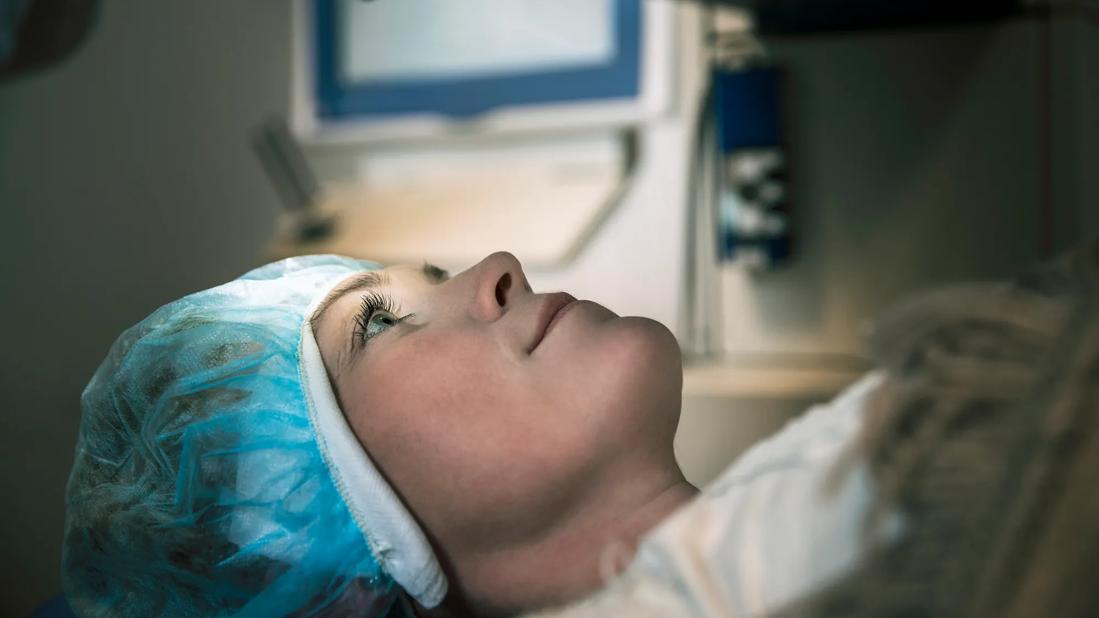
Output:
[63,255,447,617]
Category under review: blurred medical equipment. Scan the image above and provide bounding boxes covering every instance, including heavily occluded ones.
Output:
[265,130,640,268]
[713,64,789,269]
[682,6,791,358]
[294,0,672,140]
[64,256,446,617]
[268,0,674,268]
[675,0,1099,489]
[251,117,336,242]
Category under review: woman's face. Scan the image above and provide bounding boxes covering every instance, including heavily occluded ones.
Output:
[311,252,683,558]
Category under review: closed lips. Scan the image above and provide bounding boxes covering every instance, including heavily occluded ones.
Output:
[529,292,577,352]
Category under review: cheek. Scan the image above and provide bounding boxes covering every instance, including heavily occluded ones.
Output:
[341,331,575,514]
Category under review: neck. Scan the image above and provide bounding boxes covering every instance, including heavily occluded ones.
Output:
[421,472,698,617]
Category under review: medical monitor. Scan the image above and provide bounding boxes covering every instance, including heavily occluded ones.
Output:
[292,0,675,142]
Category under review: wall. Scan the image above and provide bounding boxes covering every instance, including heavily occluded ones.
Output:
[1051,12,1099,244]
[721,19,1047,358]
[717,13,1097,361]
[0,2,291,614]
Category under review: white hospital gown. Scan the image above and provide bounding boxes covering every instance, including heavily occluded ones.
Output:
[531,372,902,617]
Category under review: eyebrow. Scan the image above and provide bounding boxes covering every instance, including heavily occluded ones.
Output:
[310,262,450,371]
[311,270,389,332]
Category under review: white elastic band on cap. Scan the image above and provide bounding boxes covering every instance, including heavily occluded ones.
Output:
[299,293,447,608]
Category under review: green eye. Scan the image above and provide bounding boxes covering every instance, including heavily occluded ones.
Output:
[353,291,416,349]
[365,312,398,338]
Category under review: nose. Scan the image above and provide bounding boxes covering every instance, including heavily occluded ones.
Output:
[471,251,532,321]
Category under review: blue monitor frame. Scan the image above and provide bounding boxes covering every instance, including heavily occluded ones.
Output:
[312,0,643,120]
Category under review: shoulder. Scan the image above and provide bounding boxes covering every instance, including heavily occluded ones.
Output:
[631,373,896,615]
[529,373,899,617]
[708,371,885,493]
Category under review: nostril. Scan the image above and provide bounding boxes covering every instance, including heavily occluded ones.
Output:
[495,273,511,307]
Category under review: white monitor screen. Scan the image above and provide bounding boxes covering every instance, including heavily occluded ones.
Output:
[340,0,615,83]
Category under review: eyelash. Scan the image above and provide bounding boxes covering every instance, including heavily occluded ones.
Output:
[353,291,416,348]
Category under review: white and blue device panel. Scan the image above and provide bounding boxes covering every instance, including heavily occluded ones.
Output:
[292,0,675,142]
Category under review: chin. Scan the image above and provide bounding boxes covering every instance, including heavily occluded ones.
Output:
[618,316,682,377]
[595,316,684,431]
